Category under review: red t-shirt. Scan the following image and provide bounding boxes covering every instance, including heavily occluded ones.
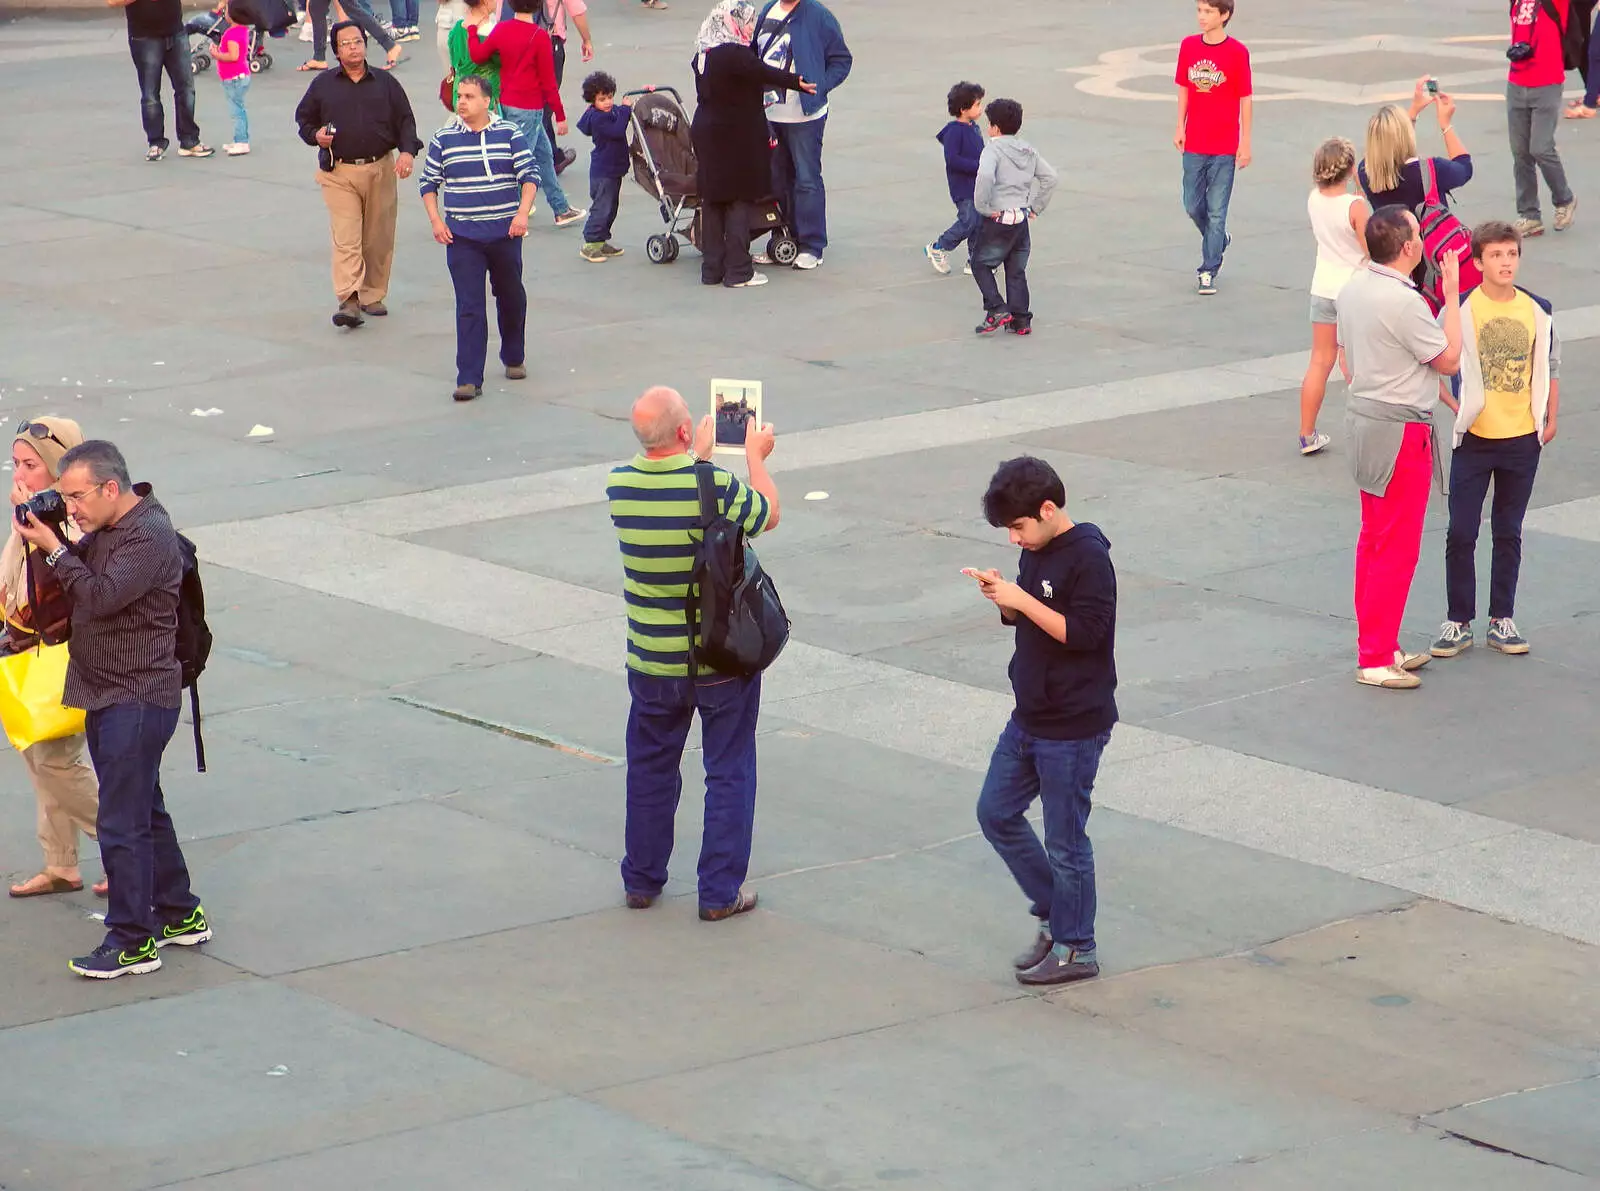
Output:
[467,20,564,119]
[1508,0,1569,88]
[1175,34,1252,156]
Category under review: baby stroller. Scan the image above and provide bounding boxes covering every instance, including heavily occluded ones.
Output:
[188,0,293,74]
[624,86,799,267]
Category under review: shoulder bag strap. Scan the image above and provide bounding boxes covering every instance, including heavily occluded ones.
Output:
[1421,155,1441,206]
[685,461,720,679]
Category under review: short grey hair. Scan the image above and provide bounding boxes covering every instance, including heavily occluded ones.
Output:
[59,440,133,489]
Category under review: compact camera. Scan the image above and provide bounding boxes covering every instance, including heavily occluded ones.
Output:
[1506,41,1535,62]
[15,488,69,536]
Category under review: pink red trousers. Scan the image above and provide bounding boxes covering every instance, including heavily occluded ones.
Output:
[1355,422,1433,668]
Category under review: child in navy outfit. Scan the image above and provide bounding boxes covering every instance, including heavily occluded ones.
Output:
[577,71,632,262]
[925,80,985,276]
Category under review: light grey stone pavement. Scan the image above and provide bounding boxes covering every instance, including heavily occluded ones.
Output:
[3,1,1599,1187]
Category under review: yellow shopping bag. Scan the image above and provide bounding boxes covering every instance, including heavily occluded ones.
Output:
[0,640,85,752]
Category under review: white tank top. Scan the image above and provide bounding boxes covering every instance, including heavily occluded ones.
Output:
[1307,189,1365,300]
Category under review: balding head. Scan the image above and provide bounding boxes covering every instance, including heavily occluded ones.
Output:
[631,386,692,454]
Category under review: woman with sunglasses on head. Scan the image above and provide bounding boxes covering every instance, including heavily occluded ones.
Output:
[4,417,105,900]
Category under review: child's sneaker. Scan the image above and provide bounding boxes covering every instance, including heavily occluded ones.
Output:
[975,312,1012,335]
[924,243,951,275]
[580,242,607,263]
[554,208,586,227]
[1487,617,1529,654]
[1004,319,1031,336]
[225,143,250,156]
[1299,431,1330,456]
[962,260,973,275]
[1197,270,1217,296]
[599,243,624,257]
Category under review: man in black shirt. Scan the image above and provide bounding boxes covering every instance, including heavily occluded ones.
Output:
[107,0,214,160]
[294,22,423,328]
[969,456,1118,988]
[17,441,210,980]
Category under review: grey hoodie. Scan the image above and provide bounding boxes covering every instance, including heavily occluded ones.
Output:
[973,135,1058,217]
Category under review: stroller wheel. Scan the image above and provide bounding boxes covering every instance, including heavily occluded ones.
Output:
[770,236,800,267]
[661,236,680,263]
[249,55,264,73]
[258,53,273,70]
[192,52,212,73]
[646,234,672,264]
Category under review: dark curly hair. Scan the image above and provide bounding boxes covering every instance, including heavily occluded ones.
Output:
[983,456,1066,527]
[947,81,984,118]
[583,71,618,104]
[985,98,1023,137]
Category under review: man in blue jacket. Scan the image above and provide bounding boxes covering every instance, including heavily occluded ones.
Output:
[752,0,851,269]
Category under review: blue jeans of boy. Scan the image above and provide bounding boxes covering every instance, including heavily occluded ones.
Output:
[390,0,419,26]
[129,34,200,151]
[622,670,761,911]
[933,198,980,254]
[220,76,249,144]
[1445,431,1541,623]
[87,703,200,951]
[1181,151,1235,274]
[444,232,526,387]
[501,104,572,216]
[971,219,1031,324]
[585,174,622,243]
[770,116,827,256]
[976,720,1112,953]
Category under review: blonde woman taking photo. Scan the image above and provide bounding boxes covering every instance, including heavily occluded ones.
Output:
[1358,78,1471,216]
[3,417,105,900]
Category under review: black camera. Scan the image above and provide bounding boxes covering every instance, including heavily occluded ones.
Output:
[1506,41,1535,62]
[16,488,69,536]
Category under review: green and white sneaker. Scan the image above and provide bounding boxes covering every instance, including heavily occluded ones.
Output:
[156,905,213,948]
[70,937,161,979]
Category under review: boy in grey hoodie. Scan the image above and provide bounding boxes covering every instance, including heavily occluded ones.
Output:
[972,98,1058,335]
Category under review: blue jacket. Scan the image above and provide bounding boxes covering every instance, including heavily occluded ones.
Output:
[578,103,632,178]
[936,119,983,204]
[752,0,851,117]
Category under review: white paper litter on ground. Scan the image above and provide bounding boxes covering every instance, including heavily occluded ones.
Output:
[804,491,829,501]
[190,408,224,417]
[248,425,275,438]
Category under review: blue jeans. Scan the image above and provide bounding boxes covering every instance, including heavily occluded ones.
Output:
[1585,6,1600,109]
[502,104,571,216]
[445,231,526,387]
[1181,151,1236,274]
[976,721,1111,952]
[1445,431,1542,623]
[310,0,393,59]
[86,703,200,950]
[971,219,1031,324]
[585,173,622,243]
[622,670,761,911]
[220,75,249,144]
[770,115,827,255]
[129,34,200,150]
[389,0,419,25]
[933,197,980,253]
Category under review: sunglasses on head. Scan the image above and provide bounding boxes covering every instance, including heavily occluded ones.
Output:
[15,421,66,450]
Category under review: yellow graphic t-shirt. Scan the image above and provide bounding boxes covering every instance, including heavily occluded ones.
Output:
[1467,288,1538,439]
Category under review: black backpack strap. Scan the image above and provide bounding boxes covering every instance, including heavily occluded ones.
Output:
[189,684,207,773]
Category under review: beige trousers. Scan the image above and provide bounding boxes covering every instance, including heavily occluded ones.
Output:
[22,733,99,869]
[316,154,398,305]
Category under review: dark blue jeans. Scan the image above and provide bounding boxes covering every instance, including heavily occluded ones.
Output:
[1181,151,1236,274]
[976,720,1111,953]
[934,197,980,253]
[770,116,827,255]
[445,231,526,387]
[1445,431,1542,623]
[971,219,1031,324]
[584,174,622,244]
[86,702,199,950]
[129,34,200,151]
[622,670,761,911]
[1586,7,1600,108]
[390,0,419,25]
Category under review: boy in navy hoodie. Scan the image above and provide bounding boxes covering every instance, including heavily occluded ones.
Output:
[971,456,1117,987]
[925,81,985,276]
[576,71,632,263]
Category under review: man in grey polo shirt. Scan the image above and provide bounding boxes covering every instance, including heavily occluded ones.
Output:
[1336,205,1462,690]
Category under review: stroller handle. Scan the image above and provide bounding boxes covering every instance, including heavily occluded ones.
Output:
[623,86,683,104]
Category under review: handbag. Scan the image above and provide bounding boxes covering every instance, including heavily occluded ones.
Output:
[0,640,84,752]
[440,70,455,112]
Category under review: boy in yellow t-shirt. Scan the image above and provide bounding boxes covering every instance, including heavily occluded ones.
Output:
[1431,220,1560,660]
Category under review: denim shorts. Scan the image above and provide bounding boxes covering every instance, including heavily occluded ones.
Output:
[1310,294,1339,325]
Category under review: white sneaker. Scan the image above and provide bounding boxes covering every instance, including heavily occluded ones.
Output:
[730,272,768,288]
[793,252,821,270]
[924,243,950,275]
[1355,664,1421,690]
[963,261,973,275]
[1298,431,1330,456]
[1394,649,1430,672]
[752,252,773,265]
[226,143,250,156]
[299,19,312,40]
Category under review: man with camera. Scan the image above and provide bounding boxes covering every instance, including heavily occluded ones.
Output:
[17,441,210,979]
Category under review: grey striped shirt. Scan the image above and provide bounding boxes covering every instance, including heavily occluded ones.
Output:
[53,485,183,711]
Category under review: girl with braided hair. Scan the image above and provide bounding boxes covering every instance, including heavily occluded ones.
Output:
[1298,136,1370,456]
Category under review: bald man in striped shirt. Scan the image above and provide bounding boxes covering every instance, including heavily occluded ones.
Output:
[606,386,779,922]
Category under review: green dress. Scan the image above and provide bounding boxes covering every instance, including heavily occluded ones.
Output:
[448,19,501,111]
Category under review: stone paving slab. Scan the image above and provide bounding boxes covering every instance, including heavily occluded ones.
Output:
[1426,1078,1600,1179]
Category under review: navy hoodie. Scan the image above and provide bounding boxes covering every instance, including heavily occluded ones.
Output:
[936,119,984,204]
[577,103,632,179]
[1008,523,1119,740]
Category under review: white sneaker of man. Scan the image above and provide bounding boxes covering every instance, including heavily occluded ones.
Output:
[793,252,821,270]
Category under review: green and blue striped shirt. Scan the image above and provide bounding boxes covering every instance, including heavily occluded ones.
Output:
[607,453,772,677]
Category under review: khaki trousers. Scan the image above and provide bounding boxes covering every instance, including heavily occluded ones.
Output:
[22,733,99,869]
[316,154,398,305]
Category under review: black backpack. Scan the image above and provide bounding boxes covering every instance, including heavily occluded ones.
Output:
[686,462,789,678]
[176,534,214,772]
[531,0,564,34]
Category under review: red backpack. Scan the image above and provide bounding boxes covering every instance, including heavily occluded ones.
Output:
[1416,156,1481,314]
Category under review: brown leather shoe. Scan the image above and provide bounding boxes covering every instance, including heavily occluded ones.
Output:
[332,298,364,328]
[360,300,388,316]
[625,892,657,909]
[1013,923,1053,970]
[699,888,758,921]
[1016,948,1100,986]
[452,383,481,402]
[505,364,527,380]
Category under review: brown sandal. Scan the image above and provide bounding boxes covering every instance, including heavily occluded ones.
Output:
[298,60,327,71]
[9,872,84,898]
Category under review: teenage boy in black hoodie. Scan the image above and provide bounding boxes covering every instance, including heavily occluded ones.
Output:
[970,456,1117,986]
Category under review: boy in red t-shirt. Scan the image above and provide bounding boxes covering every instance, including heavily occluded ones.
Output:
[1507,0,1577,236]
[1173,0,1251,296]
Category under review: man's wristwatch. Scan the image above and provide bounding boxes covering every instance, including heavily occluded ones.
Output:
[43,545,68,568]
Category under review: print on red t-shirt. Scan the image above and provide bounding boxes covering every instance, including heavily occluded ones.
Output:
[1507,0,1569,88]
[1175,34,1253,156]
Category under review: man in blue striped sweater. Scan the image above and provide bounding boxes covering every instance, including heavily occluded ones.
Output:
[420,75,540,402]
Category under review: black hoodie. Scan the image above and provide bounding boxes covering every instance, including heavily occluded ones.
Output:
[1008,523,1119,740]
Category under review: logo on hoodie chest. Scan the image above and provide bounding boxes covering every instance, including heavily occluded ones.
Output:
[1040,579,1054,599]
[1187,60,1227,92]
